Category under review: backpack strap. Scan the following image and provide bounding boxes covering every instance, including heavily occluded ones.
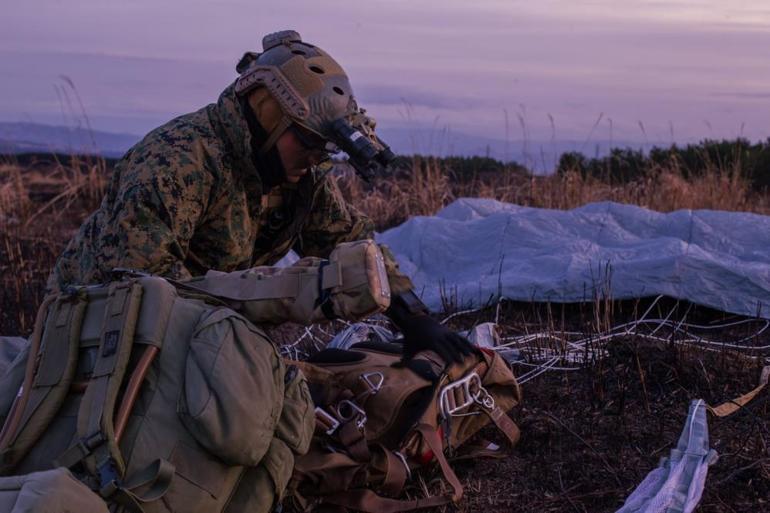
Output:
[0,291,86,474]
[414,424,462,502]
[57,281,174,511]
[55,283,143,479]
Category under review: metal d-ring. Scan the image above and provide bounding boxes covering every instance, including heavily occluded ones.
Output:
[360,371,385,394]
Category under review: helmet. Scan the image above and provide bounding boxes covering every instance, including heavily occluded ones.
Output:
[235,30,395,181]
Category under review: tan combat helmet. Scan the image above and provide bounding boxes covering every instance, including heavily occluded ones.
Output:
[235,30,395,181]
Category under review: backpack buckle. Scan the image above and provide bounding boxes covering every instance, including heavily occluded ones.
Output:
[336,399,367,430]
[439,372,494,419]
[315,407,340,435]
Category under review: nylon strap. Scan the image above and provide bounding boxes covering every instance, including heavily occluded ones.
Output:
[372,445,407,497]
[179,273,302,300]
[486,407,521,446]
[104,458,175,512]
[73,282,143,479]
[0,293,85,474]
[467,358,521,446]
[415,423,463,502]
[337,420,369,463]
[707,365,770,417]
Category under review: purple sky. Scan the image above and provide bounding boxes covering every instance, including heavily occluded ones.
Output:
[2,0,770,148]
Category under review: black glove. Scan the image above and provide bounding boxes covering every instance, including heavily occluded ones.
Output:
[386,290,477,364]
[398,314,476,364]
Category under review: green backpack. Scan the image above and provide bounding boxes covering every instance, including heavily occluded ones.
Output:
[0,276,314,513]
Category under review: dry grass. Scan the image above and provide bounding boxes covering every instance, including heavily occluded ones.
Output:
[339,157,770,230]
[1,152,769,335]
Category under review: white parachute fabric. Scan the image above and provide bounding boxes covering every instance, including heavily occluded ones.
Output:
[376,199,770,318]
[616,400,717,513]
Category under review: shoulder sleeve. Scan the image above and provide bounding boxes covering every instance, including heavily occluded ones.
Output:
[94,147,215,281]
[296,173,414,295]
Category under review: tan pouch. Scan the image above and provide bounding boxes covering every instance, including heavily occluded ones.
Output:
[0,467,109,513]
[182,240,391,325]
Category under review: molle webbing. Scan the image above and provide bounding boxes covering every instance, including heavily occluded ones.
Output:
[55,278,177,511]
[0,293,86,474]
[75,282,143,479]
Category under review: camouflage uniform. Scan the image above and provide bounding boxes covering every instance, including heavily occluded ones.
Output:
[47,83,412,295]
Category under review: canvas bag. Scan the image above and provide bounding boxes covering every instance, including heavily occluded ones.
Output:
[288,341,523,512]
[0,276,314,513]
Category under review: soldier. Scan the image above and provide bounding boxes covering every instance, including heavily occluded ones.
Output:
[47,30,472,365]
[1,30,477,512]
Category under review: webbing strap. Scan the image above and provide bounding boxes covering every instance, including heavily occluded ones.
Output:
[469,358,521,446]
[0,295,56,453]
[415,423,463,502]
[74,282,143,479]
[707,365,770,418]
[0,293,85,474]
[180,273,302,300]
[337,421,369,463]
[104,458,175,506]
[373,445,407,497]
[486,407,521,446]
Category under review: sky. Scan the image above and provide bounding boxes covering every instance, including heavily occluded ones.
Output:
[2,0,770,154]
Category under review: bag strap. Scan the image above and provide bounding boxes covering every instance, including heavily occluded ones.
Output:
[414,424,463,502]
[168,262,343,302]
[469,358,522,446]
[56,281,174,512]
[486,406,521,446]
[0,293,85,474]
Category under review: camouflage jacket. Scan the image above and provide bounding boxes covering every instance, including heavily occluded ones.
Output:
[47,84,412,295]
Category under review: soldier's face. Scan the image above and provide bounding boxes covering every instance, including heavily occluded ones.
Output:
[276,128,327,183]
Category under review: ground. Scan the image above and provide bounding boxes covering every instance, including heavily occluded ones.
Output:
[269,299,770,512]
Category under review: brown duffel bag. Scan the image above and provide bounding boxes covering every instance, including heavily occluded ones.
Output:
[289,341,523,512]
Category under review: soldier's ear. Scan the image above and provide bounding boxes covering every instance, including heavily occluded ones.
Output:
[236,52,261,74]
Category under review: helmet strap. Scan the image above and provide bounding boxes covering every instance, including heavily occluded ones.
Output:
[239,96,287,188]
[246,88,292,155]
[259,115,292,155]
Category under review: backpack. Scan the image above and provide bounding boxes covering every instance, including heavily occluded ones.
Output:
[0,240,392,513]
[0,276,314,513]
[288,340,523,512]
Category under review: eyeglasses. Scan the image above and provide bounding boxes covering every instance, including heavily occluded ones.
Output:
[289,124,338,153]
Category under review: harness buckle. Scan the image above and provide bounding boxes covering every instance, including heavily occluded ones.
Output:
[315,407,340,435]
[439,371,496,420]
[336,399,368,430]
[360,371,384,394]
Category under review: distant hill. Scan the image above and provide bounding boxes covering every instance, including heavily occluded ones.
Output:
[0,122,664,172]
[0,122,141,158]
